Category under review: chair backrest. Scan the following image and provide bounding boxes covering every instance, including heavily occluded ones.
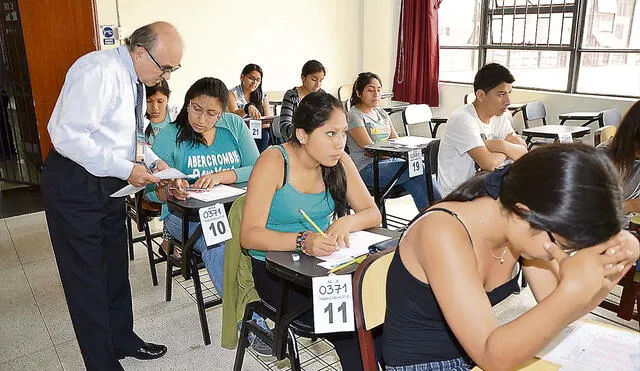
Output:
[402,104,433,136]
[593,125,617,146]
[424,139,440,205]
[269,116,292,145]
[353,247,397,370]
[338,84,353,102]
[463,92,476,104]
[522,102,547,128]
[600,109,622,127]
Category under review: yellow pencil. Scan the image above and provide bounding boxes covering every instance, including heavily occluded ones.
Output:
[298,209,328,238]
[327,254,368,274]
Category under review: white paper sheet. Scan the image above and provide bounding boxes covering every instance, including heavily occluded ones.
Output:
[537,320,640,371]
[187,184,246,202]
[316,231,390,269]
[389,136,434,147]
[110,168,189,197]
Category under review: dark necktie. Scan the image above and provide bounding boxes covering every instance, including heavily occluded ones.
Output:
[134,81,145,163]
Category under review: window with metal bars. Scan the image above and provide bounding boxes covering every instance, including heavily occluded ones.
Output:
[439,0,640,98]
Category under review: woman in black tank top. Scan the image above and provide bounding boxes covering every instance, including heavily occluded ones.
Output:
[383,144,639,371]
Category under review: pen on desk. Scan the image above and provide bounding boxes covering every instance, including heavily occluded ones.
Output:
[327,254,368,274]
[298,209,328,238]
[169,186,210,192]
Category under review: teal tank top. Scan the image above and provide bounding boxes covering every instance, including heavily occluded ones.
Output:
[249,145,335,261]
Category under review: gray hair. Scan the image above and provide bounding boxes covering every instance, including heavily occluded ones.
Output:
[124,24,157,52]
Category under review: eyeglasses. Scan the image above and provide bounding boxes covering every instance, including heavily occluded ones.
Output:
[546,231,578,255]
[245,75,262,84]
[188,101,221,122]
[137,44,181,74]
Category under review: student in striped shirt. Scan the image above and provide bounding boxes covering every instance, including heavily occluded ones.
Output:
[279,60,326,138]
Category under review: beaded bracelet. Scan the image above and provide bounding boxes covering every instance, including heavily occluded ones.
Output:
[295,230,310,254]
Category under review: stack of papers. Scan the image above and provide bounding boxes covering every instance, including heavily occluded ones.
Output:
[188,184,246,202]
[110,168,188,197]
[537,320,639,370]
[316,231,390,269]
[389,136,434,147]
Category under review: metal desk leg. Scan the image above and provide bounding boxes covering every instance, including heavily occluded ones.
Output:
[373,153,386,228]
[424,150,435,207]
[190,249,211,345]
[181,212,190,279]
[274,278,290,360]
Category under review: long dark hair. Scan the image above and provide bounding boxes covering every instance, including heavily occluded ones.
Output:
[241,63,265,114]
[144,79,171,138]
[349,72,381,108]
[444,144,623,249]
[609,100,640,180]
[175,77,229,146]
[290,91,348,218]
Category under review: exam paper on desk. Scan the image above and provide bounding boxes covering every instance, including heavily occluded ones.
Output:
[110,168,189,197]
[187,184,246,202]
[316,231,391,269]
[537,320,639,371]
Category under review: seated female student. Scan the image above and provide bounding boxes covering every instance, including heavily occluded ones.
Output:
[228,64,273,152]
[148,77,259,297]
[346,72,440,211]
[240,92,382,371]
[279,60,326,132]
[145,79,179,145]
[144,79,180,256]
[383,144,639,371]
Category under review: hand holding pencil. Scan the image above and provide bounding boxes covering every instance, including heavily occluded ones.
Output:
[298,209,339,256]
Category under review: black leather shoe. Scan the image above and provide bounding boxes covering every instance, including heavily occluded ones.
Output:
[118,343,167,360]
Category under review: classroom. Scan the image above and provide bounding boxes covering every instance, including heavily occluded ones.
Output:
[0,0,638,370]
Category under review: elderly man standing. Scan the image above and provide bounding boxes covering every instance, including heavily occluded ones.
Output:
[41,22,183,370]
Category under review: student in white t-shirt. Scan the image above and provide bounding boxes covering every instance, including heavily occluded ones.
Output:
[438,63,527,196]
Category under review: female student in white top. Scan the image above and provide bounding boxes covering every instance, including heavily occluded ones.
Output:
[228,64,273,152]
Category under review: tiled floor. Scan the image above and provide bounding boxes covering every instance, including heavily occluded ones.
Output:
[0,195,637,370]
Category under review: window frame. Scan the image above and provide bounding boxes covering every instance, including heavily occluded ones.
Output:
[439,0,640,99]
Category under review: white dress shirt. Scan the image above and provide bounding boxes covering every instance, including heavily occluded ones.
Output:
[48,45,158,180]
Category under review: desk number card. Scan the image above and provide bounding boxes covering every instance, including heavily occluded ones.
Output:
[312,275,355,334]
[249,120,262,139]
[408,149,424,178]
[558,132,573,143]
[199,203,232,246]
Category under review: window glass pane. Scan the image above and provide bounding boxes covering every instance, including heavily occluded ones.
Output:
[577,52,640,96]
[486,49,570,90]
[439,0,481,46]
[490,13,573,45]
[492,0,575,6]
[440,49,479,83]
[583,0,639,48]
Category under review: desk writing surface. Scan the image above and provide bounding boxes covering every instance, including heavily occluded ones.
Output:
[364,136,434,154]
[472,319,638,371]
[265,227,398,286]
[522,125,590,137]
[558,112,599,119]
[167,182,247,211]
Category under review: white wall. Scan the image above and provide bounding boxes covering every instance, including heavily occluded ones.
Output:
[362,0,401,89]
[96,0,636,137]
[96,0,364,106]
